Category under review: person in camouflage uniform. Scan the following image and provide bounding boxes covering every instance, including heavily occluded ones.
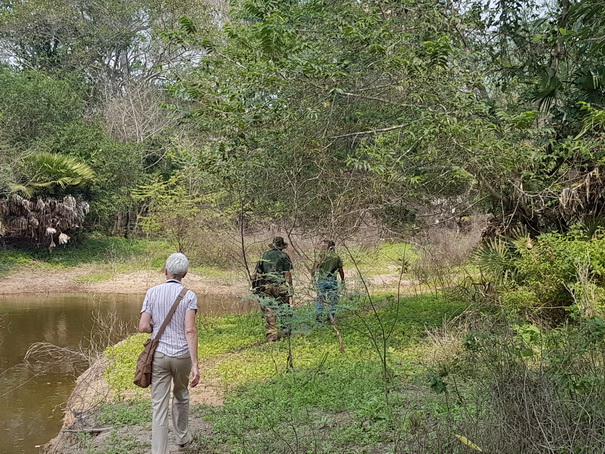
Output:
[312,239,344,323]
[254,236,293,342]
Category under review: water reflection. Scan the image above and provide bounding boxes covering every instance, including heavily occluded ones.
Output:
[0,292,248,454]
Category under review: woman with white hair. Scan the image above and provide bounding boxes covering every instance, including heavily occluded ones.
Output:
[138,252,199,453]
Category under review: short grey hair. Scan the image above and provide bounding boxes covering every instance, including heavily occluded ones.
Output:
[165,253,189,277]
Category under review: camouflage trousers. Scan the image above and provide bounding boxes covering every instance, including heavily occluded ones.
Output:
[257,284,292,342]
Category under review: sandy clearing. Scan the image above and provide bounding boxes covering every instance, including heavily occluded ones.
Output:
[0,266,417,301]
[0,265,247,296]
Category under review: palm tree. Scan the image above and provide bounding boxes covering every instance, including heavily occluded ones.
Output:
[10,152,95,197]
[0,152,94,248]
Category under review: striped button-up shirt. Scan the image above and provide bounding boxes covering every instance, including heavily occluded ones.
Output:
[140,279,198,356]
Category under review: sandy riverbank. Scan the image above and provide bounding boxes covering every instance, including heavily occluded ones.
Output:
[0,264,247,296]
[0,260,414,297]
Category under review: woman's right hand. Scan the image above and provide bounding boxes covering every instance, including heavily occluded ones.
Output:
[190,365,200,388]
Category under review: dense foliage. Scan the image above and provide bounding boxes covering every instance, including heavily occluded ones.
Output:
[1,0,605,244]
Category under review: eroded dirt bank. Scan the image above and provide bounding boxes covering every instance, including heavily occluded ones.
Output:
[43,354,224,454]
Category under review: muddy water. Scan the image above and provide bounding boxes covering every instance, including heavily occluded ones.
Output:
[0,292,251,454]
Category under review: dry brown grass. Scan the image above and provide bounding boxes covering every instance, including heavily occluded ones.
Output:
[410,224,484,293]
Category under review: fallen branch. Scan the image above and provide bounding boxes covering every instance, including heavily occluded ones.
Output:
[62,427,113,434]
[24,342,88,368]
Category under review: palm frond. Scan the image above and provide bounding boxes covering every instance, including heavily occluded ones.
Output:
[475,236,521,283]
[20,152,95,195]
[8,183,34,198]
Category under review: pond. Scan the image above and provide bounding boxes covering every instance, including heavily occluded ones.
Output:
[0,292,251,454]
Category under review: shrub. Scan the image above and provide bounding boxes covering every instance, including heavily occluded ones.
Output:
[421,314,605,453]
[411,227,483,293]
[478,228,605,320]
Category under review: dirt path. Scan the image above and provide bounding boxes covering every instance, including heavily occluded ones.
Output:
[43,354,224,454]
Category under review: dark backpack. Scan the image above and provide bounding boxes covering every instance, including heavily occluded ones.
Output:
[251,259,266,292]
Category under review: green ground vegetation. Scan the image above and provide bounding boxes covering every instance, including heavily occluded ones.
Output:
[0,234,156,271]
[103,292,469,453]
[0,233,241,282]
[93,229,605,453]
[101,290,605,453]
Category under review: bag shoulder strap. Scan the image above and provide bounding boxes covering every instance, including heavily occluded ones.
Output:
[154,286,188,340]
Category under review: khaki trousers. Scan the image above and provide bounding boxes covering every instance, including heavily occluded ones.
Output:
[151,352,192,454]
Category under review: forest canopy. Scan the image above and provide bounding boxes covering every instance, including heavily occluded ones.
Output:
[1,0,604,246]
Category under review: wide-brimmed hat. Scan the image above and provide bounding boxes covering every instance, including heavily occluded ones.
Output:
[322,239,336,250]
[270,236,288,249]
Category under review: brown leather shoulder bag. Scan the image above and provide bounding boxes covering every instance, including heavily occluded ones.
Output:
[133,287,188,388]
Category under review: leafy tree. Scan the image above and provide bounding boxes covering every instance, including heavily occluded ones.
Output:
[172,0,490,238]
[132,174,204,253]
[458,0,605,233]
[0,0,216,92]
[35,121,150,232]
[0,66,84,146]
[2,0,604,242]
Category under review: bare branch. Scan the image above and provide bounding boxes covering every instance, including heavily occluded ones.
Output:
[329,121,419,139]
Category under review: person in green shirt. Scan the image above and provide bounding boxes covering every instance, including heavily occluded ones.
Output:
[254,236,294,342]
[312,239,344,323]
